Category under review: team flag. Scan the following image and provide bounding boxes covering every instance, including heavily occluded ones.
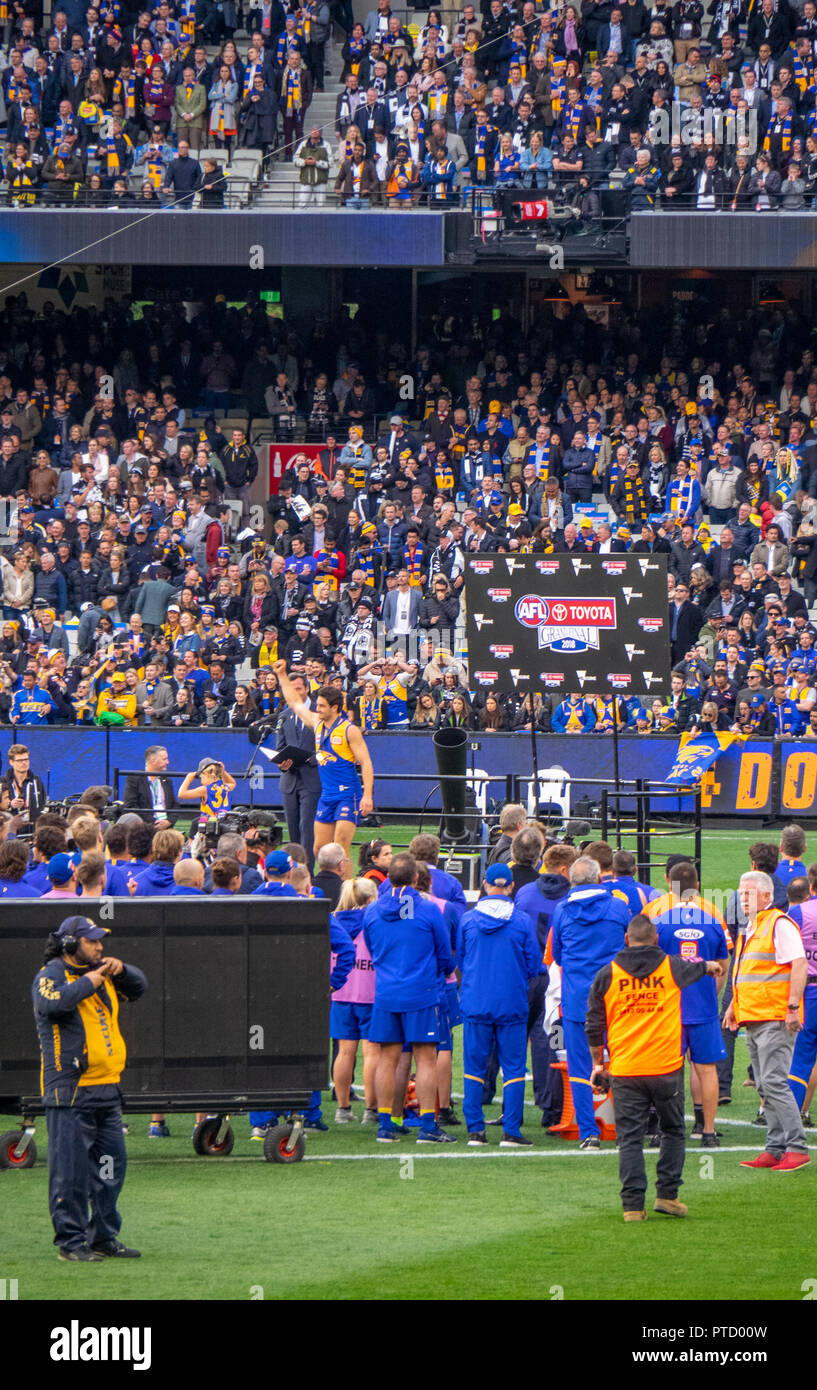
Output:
[664,731,741,787]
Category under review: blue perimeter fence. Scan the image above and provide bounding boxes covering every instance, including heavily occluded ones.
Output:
[1,729,813,819]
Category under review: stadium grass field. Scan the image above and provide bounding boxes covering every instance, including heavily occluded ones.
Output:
[3,824,815,1301]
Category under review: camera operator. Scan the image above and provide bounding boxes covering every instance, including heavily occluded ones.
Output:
[202,830,262,894]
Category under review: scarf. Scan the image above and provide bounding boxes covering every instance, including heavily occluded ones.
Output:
[243,63,263,98]
[106,135,120,172]
[670,475,694,514]
[434,457,455,488]
[115,75,136,115]
[55,114,76,143]
[404,542,424,585]
[527,439,551,481]
[357,695,383,730]
[565,99,585,141]
[147,75,166,107]
[510,42,527,79]
[180,0,196,41]
[428,86,448,118]
[550,57,566,115]
[474,124,489,177]
[621,476,647,518]
[764,110,792,152]
[357,545,381,585]
[285,67,302,112]
[349,35,365,75]
[277,32,299,66]
[146,151,164,186]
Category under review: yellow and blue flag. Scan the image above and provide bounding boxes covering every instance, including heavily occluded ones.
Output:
[665,731,739,787]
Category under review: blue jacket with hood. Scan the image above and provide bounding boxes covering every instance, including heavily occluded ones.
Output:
[550,885,630,1022]
[514,872,572,952]
[456,895,545,1024]
[363,885,455,1011]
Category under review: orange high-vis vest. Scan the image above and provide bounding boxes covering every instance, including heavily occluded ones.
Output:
[732,909,797,1025]
[603,956,683,1077]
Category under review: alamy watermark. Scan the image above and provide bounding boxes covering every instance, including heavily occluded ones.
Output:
[645,104,759,154]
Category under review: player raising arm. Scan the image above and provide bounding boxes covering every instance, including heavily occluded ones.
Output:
[274,660,374,855]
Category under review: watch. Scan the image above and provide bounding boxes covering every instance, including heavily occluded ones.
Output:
[787,1004,799,1011]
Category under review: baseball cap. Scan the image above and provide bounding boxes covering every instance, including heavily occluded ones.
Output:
[489,491,503,505]
[197,755,221,774]
[167,603,180,613]
[508,503,523,516]
[485,862,513,887]
[55,913,109,941]
[110,671,127,684]
[265,850,294,875]
[47,853,81,886]
[579,517,593,530]
[389,414,403,425]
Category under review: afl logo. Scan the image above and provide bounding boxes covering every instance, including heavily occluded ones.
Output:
[515,595,550,626]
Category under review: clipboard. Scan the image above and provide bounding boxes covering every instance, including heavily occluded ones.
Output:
[268,745,312,767]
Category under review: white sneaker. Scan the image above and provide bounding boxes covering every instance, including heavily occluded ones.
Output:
[334,1106,357,1123]
[250,1126,266,1140]
[360,1108,379,1124]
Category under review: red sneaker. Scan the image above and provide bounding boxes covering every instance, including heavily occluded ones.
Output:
[772,1152,812,1172]
[740,1152,780,1168]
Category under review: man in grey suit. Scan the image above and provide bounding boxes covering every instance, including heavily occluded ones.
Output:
[381,568,422,645]
[276,674,321,870]
[430,118,470,187]
[133,566,176,634]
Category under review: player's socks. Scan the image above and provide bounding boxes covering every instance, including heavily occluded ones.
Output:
[419,1109,436,1133]
[378,1108,394,1130]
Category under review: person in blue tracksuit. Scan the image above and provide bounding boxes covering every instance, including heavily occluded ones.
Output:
[130,828,185,896]
[774,825,807,893]
[609,849,660,913]
[551,856,630,1148]
[363,851,456,1144]
[649,859,731,1146]
[456,862,545,1146]
[251,849,302,897]
[511,842,575,1125]
[249,852,355,1136]
[377,833,468,919]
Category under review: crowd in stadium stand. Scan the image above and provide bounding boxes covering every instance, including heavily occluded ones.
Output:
[2,285,817,733]
[2,0,817,207]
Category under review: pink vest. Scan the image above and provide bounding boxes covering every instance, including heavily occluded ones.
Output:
[332,913,375,1004]
[430,892,457,985]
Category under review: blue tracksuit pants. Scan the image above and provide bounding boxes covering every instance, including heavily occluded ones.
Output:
[463,1019,528,1135]
[563,1016,599,1140]
[250,1090,322,1127]
[45,1084,127,1252]
[788,984,817,1110]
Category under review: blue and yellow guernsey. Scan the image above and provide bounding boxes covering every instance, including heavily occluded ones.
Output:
[316,716,362,795]
[200,780,232,821]
[32,957,147,1100]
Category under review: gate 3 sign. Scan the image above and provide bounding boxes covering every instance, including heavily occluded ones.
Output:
[465,553,671,695]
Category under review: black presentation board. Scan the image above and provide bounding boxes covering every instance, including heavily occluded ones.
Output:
[465,553,671,697]
[0,896,330,1109]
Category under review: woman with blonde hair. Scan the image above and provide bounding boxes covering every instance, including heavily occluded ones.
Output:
[331,876,381,1124]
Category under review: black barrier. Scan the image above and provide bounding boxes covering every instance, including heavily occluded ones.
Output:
[433,726,469,843]
[0,897,330,1114]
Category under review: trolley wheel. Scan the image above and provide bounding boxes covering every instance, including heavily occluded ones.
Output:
[263,1122,305,1164]
[0,1129,37,1169]
[191,1117,234,1157]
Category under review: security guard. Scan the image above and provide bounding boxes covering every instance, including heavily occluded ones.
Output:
[32,916,147,1261]
[585,913,724,1221]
